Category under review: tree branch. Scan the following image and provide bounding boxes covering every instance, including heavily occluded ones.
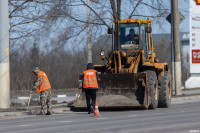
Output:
[110,0,117,21]
[117,0,121,20]
[129,0,142,19]
[9,0,29,18]
[80,0,109,28]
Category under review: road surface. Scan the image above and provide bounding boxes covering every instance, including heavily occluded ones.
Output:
[0,102,199,133]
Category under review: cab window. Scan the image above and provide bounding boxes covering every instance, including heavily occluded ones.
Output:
[140,23,148,57]
[119,23,139,50]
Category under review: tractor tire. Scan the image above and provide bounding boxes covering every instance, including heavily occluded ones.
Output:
[145,71,159,109]
[158,71,171,108]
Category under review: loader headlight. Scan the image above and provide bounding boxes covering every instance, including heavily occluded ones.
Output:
[101,51,105,56]
[148,51,152,55]
[100,50,106,60]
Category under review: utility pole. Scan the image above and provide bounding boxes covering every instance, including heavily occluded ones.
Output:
[172,0,182,95]
[170,0,175,95]
[87,0,92,63]
[0,0,10,108]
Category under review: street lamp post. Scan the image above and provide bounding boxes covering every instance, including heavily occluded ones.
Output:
[0,0,10,108]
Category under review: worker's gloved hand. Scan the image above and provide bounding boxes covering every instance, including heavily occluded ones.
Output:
[31,88,36,93]
[30,90,34,94]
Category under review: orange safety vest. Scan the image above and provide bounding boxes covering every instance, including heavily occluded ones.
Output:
[36,71,51,93]
[83,69,98,89]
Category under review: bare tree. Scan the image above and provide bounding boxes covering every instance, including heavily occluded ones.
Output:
[8,0,171,46]
[9,0,176,96]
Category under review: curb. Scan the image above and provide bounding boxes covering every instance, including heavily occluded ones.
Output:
[29,107,72,115]
[53,107,71,114]
[172,94,200,104]
[0,111,29,117]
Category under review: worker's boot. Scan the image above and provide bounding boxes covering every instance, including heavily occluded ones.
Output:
[46,111,52,115]
[90,106,94,113]
[38,110,45,115]
[88,108,91,114]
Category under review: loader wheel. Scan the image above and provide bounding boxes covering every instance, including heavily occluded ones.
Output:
[158,71,171,108]
[146,71,158,109]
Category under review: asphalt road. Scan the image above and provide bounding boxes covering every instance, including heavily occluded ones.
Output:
[0,102,200,133]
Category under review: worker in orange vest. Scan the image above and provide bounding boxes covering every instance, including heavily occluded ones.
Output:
[82,63,100,114]
[31,67,52,115]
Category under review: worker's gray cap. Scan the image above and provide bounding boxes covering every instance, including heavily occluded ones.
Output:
[32,67,40,74]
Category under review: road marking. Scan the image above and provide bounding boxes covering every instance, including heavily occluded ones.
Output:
[129,115,138,117]
[57,95,67,98]
[19,125,30,127]
[156,113,164,115]
[66,116,200,133]
[96,118,107,120]
[18,97,29,100]
[60,121,72,123]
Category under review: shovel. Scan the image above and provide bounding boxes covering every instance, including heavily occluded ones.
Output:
[67,91,83,106]
[26,91,33,111]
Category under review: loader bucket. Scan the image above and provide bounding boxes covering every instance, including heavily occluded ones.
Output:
[74,73,151,109]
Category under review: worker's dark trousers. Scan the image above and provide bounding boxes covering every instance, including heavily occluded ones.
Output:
[85,89,97,113]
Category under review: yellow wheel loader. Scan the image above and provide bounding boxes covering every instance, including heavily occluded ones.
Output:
[75,18,172,109]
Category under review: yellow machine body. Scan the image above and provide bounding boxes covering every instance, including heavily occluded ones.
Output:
[75,18,172,109]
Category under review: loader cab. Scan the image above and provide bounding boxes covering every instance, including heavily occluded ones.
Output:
[117,22,151,58]
[119,23,139,51]
[141,23,150,58]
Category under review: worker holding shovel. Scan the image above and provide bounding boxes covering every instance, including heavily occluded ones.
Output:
[31,67,52,115]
